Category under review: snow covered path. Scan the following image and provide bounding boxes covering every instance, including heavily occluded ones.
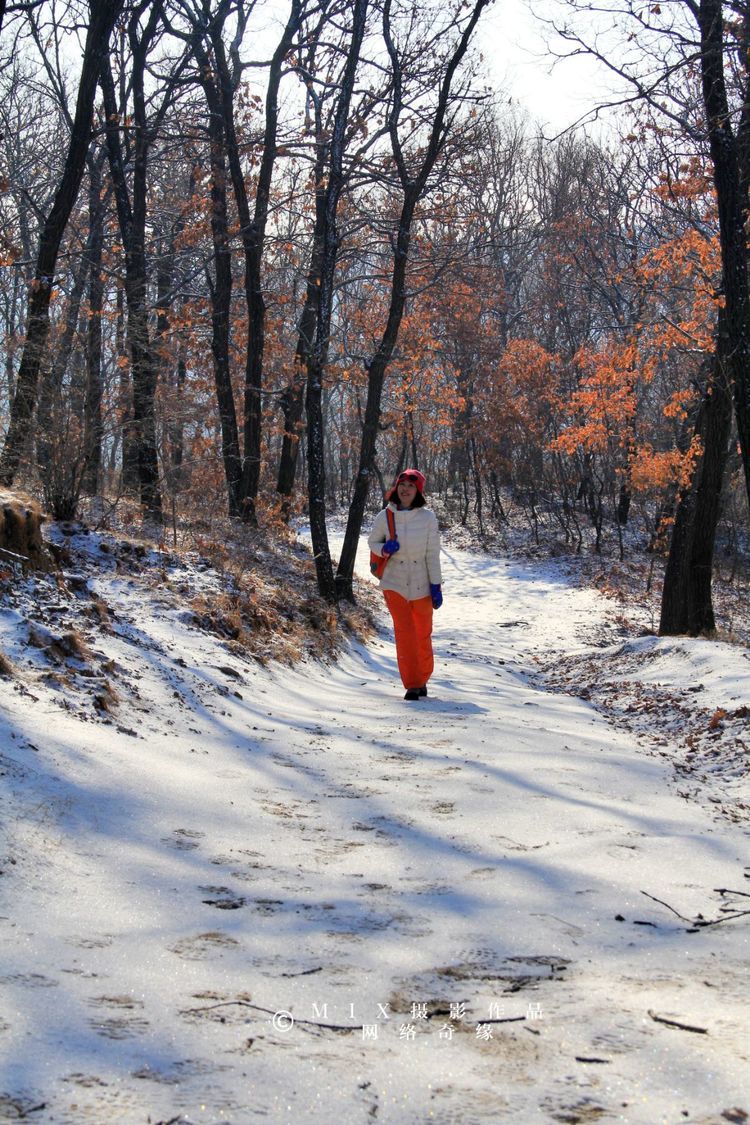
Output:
[0,535,748,1124]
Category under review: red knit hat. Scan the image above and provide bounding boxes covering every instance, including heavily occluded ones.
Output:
[385,468,426,504]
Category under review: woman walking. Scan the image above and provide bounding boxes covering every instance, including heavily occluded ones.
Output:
[368,469,443,700]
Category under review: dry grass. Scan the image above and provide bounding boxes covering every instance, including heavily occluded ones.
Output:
[93,680,119,713]
[190,575,372,665]
[187,525,376,665]
[28,622,92,664]
[0,489,54,571]
[86,598,112,629]
[51,630,90,661]
[0,648,14,678]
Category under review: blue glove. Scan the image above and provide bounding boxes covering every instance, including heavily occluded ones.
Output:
[430,583,442,609]
[382,540,400,555]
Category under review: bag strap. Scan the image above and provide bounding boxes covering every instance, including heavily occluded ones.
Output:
[386,508,397,542]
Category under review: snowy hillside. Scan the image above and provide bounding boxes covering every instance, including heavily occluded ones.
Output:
[0,524,748,1124]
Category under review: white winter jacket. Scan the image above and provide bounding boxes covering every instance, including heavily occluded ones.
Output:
[368,502,442,601]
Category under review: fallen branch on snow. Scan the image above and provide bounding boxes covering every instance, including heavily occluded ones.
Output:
[648,1010,708,1035]
[181,999,363,1032]
[640,891,692,923]
[641,890,750,930]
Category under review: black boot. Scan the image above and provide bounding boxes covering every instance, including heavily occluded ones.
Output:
[404,689,420,701]
[418,686,427,697]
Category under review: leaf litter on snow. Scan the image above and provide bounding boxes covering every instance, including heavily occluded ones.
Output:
[539,629,750,823]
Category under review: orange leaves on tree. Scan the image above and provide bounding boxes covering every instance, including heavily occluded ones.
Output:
[479,339,561,457]
[551,339,645,459]
[639,228,720,358]
[663,387,699,422]
[629,436,701,494]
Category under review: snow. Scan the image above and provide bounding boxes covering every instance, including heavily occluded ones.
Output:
[0,526,748,1124]
[582,633,750,709]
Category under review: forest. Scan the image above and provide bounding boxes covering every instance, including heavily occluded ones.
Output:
[1,0,749,629]
[2,6,750,1118]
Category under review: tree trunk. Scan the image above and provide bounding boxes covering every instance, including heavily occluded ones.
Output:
[195,69,243,518]
[305,0,369,600]
[277,236,325,517]
[101,43,163,524]
[699,0,750,509]
[154,207,187,483]
[216,1,303,522]
[35,250,88,475]
[116,282,139,491]
[0,0,125,485]
[83,156,105,495]
[276,153,326,518]
[659,320,733,635]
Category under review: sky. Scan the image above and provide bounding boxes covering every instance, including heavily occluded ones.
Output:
[245,0,624,138]
[476,0,626,135]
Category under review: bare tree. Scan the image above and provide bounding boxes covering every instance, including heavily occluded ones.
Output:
[82,148,106,496]
[0,0,126,486]
[303,0,369,601]
[336,0,492,601]
[275,0,389,519]
[554,0,750,633]
[168,0,306,520]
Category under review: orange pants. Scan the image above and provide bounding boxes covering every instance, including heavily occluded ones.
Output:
[383,591,434,690]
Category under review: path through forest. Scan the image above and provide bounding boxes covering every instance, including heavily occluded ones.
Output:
[0,531,748,1123]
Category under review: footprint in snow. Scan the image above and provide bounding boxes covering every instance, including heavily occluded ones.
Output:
[87,996,149,1040]
[66,934,113,949]
[131,1058,218,1084]
[89,1014,150,1040]
[249,898,284,916]
[0,1095,48,1120]
[541,1095,611,1122]
[162,828,205,850]
[88,994,144,1011]
[199,885,246,910]
[168,931,240,960]
[435,951,571,988]
[63,1074,110,1088]
[0,972,58,988]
